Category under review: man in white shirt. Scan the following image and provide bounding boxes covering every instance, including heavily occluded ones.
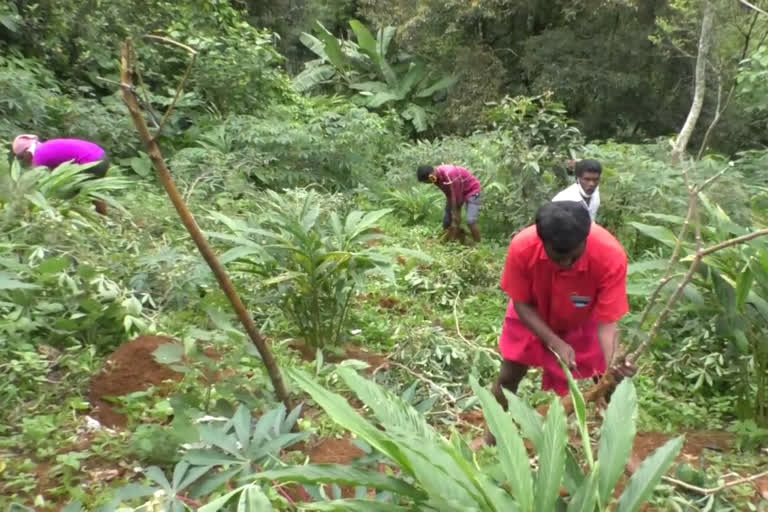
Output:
[552,159,602,220]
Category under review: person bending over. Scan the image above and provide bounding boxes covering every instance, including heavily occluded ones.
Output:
[416,163,482,244]
[12,134,111,215]
[483,201,634,445]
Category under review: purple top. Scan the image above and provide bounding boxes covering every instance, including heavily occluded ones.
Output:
[32,139,106,168]
[434,164,481,203]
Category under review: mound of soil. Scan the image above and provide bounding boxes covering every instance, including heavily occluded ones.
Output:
[88,335,183,427]
[287,340,389,373]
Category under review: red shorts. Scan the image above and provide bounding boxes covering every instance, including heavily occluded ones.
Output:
[498,317,606,396]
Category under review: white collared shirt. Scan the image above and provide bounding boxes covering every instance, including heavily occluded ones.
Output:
[552,183,600,220]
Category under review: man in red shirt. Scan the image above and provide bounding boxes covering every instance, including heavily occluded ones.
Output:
[417,164,482,243]
[484,201,634,444]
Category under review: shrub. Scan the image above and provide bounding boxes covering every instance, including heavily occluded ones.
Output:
[209,189,407,348]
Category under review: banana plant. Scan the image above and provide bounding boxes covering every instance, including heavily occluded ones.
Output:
[293,19,456,133]
[233,367,683,511]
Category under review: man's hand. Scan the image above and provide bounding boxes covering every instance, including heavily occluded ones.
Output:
[551,339,576,370]
[611,355,636,380]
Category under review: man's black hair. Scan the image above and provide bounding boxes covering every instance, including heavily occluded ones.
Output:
[416,165,435,182]
[535,201,591,252]
[574,159,602,177]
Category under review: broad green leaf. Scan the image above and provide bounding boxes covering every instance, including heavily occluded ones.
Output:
[390,435,486,509]
[398,61,427,96]
[627,259,669,275]
[365,91,404,108]
[293,63,337,92]
[567,464,600,512]
[504,390,544,450]
[735,265,754,308]
[616,436,683,512]
[37,257,70,275]
[61,501,84,512]
[190,467,243,498]
[337,367,437,441]
[415,76,457,98]
[561,363,592,469]
[263,271,305,286]
[597,379,637,505]
[640,212,686,225]
[183,449,241,466]
[233,404,252,453]
[629,222,678,248]
[301,499,411,511]
[153,342,184,365]
[563,450,586,496]
[299,32,328,59]
[219,246,268,265]
[316,21,347,71]
[349,81,389,93]
[349,19,379,63]
[0,274,39,290]
[144,465,172,493]
[253,464,424,498]
[199,486,243,512]
[471,377,534,511]
[286,369,413,471]
[238,485,271,511]
[402,104,429,133]
[535,397,567,512]
[377,26,396,57]
[176,464,213,492]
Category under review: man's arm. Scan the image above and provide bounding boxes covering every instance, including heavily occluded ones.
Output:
[514,301,575,368]
[597,322,618,366]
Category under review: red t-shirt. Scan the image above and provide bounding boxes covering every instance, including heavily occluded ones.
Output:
[434,164,481,204]
[500,223,628,332]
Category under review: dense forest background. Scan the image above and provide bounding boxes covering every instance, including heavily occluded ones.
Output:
[2,0,768,510]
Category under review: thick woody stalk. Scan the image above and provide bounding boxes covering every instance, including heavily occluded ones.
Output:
[119,38,291,408]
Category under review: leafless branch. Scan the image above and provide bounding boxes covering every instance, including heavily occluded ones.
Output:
[143,35,198,140]
[740,0,768,18]
[662,469,768,495]
[453,292,500,359]
[119,37,291,409]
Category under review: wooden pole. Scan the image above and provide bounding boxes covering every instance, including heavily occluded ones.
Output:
[118,38,291,408]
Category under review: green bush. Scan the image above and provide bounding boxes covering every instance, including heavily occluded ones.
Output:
[172,97,403,193]
[209,189,406,348]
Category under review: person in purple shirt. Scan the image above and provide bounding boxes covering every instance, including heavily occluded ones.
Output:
[12,134,110,214]
[417,163,482,243]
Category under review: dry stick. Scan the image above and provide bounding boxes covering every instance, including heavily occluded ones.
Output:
[740,0,768,18]
[563,167,768,415]
[118,38,291,408]
[143,35,198,138]
[661,469,768,496]
[638,164,696,327]
[452,292,499,359]
[387,361,458,405]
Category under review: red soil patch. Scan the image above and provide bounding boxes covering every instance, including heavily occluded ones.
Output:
[308,438,366,498]
[629,430,733,470]
[755,474,768,501]
[378,296,406,314]
[88,335,183,427]
[287,340,389,374]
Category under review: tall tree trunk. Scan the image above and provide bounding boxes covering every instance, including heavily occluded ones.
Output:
[670,2,714,162]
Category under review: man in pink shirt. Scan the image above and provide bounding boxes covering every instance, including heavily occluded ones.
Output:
[417,164,482,243]
[12,134,110,214]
